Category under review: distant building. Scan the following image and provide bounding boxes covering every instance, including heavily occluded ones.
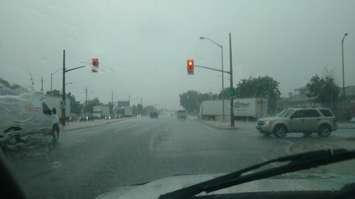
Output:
[45,95,71,117]
[278,87,318,111]
[113,100,132,118]
[117,100,130,107]
[93,105,110,119]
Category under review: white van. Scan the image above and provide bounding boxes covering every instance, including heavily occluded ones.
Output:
[0,92,60,146]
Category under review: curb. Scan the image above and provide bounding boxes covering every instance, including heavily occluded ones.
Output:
[337,123,355,130]
[198,119,238,130]
[337,127,355,130]
[62,118,131,132]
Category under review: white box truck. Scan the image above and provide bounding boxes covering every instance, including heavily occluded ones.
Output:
[200,98,268,120]
[234,98,268,119]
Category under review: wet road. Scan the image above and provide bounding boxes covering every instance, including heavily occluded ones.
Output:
[6,116,355,199]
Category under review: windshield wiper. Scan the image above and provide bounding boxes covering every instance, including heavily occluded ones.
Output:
[159,148,355,199]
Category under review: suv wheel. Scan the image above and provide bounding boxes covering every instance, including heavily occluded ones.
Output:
[273,125,287,138]
[318,125,331,137]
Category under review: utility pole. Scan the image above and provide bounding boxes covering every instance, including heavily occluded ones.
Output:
[41,77,44,92]
[341,33,348,115]
[85,87,88,107]
[111,90,114,115]
[60,49,89,125]
[50,73,53,91]
[221,46,225,121]
[62,49,66,125]
[229,33,235,128]
[84,87,88,118]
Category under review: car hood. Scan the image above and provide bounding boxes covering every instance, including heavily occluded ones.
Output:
[96,173,355,199]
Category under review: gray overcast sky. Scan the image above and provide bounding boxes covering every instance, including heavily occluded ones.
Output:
[1,0,354,109]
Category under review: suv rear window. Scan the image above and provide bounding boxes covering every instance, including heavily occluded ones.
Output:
[320,109,334,117]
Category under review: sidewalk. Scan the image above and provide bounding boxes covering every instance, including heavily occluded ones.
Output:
[61,118,132,132]
[338,122,355,129]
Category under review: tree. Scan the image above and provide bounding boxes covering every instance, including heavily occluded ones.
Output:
[136,104,143,114]
[306,75,340,109]
[108,102,114,115]
[132,105,138,115]
[179,90,218,113]
[219,87,236,99]
[224,76,281,113]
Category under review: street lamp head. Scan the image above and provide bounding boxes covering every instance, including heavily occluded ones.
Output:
[344,33,348,37]
[199,36,205,40]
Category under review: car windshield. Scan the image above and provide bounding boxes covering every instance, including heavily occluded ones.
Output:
[1,1,355,199]
[276,109,293,118]
[276,109,287,117]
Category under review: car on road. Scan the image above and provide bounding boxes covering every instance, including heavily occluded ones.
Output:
[150,111,159,118]
[176,110,187,120]
[256,107,337,138]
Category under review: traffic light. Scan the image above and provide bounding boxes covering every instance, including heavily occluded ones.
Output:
[187,59,194,75]
[91,58,99,72]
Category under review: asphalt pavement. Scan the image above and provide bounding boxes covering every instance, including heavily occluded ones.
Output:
[5,116,355,199]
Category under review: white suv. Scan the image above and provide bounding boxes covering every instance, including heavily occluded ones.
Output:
[256,108,337,138]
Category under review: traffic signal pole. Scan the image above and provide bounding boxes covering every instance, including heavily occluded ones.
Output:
[194,36,235,127]
[193,64,234,127]
[229,33,235,128]
[61,49,88,126]
[62,50,66,126]
[187,33,235,127]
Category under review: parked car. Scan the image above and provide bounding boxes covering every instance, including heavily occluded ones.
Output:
[256,107,337,138]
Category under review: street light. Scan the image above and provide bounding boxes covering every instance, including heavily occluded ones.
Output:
[200,36,225,121]
[341,33,348,101]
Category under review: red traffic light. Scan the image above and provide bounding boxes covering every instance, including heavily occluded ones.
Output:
[92,58,99,67]
[91,58,99,72]
[187,59,194,75]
